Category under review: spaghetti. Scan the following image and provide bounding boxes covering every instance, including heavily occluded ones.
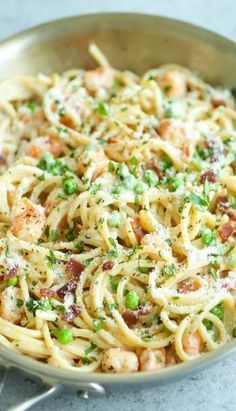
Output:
[0,44,235,373]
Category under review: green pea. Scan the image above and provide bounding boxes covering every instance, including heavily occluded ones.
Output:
[38,153,55,171]
[143,170,158,187]
[232,326,236,338]
[211,304,224,320]
[134,182,145,195]
[108,211,121,228]
[6,276,18,287]
[55,328,73,344]
[170,177,182,192]
[201,226,215,245]
[122,174,136,190]
[111,185,122,195]
[63,178,78,195]
[117,163,129,178]
[125,290,139,310]
[228,251,236,269]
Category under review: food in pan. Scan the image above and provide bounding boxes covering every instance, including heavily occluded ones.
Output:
[0,44,235,373]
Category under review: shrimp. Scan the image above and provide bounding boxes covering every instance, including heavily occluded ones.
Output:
[11,197,46,242]
[157,70,187,98]
[102,348,139,373]
[27,135,62,159]
[84,67,114,94]
[139,348,166,371]
[158,118,187,149]
[77,146,108,176]
[0,286,23,324]
[183,331,203,356]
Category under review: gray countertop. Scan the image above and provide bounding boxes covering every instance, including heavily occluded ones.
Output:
[0,1,236,410]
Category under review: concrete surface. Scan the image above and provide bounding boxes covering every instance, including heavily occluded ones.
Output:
[0,1,236,410]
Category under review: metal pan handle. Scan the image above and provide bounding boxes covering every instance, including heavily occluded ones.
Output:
[8,384,62,411]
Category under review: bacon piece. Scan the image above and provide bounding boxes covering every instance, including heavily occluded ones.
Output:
[220,222,234,241]
[57,278,78,299]
[40,288,57,298]
[63,304,81,322]
[131,218,145,244]
[3,265,18,281]
[0,155,6,165]
[122,310,139,328]
[65,258,85,278]
[178,278,199,293]
[200,170,216,184]
[107,137,118,144]
[212,99,227,108]
[60,117,73,128]
[102,261,114,271]
[145,160,164,180]
[218,196,236,221]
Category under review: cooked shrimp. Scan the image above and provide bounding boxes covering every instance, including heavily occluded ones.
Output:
[84,67,114,94]
[27,136,62,159]
[102,348,139,373]
[157,70,187,98]
[77,146,108,176]
[0,286,23,324]
[11,197,46,242]
[158,118,187,149]
[139,348,166,371]
[183,331,203,356]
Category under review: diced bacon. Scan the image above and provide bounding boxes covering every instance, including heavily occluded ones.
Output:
[65,258,85,278]
[218,196,236,221]
[220,222,234,241]
[60,117,73,128]
[212,99,227,108]
[122,310,139,328]
[3,265,18,281]
[0,155,6,165]
[40,288,57,298]
[145,160,164,180]
[200,170,216,184]
[57,278,78,299]
[63,304,81,322]
[102,261,114,271]
[131,218,145,244]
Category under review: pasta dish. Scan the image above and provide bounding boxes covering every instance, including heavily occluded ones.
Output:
[0,44,235,373]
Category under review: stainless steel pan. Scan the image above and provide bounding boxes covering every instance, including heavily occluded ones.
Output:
[0,13,236,410]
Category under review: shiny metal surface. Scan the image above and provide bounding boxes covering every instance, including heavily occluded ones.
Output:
[0,11,235,394]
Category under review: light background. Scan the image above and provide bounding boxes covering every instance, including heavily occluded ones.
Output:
[0,1,236,410]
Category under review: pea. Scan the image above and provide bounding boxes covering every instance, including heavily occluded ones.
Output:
[122,174,136,190]
[63,178,78,195]
[201,226,215,245]
[143,170,158,187]
[232,326,236,338]
[125,290,139,310]
[6,276,18,287]
[170,177,182,192]
[55,328,73,344]
[211,304,224,320]
[38,153,55,171]
[228,251,236,269]
[108,211,121,228]
[134,182,145,195]
[117,163,129,178]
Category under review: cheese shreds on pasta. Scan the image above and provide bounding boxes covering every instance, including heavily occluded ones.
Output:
[0,44,235,373]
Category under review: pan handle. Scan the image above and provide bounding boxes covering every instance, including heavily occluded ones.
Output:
[8,383,62,411]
